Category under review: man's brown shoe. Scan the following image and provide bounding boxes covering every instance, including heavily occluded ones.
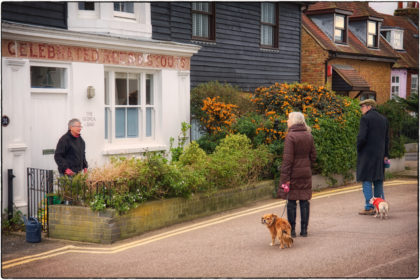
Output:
[359,209,375,215]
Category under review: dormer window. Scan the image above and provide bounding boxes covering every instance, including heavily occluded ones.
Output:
[381,29,404,50]
[367,20,379,48]
[334,14,347,43]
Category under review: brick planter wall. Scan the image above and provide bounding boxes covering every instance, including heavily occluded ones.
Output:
[49,180,274,244]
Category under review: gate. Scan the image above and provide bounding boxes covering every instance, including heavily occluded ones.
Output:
[27,168,54,234]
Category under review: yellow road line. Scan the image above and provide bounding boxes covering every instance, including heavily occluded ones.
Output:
[3,179,417,269]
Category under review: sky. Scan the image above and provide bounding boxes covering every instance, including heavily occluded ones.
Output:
[368,1,399,15]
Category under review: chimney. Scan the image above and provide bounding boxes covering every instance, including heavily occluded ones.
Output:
[395,1,419,25]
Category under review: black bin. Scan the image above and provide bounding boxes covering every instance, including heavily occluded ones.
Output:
[24,216,42,243]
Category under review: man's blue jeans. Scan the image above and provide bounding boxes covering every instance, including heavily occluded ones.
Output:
[362,180,385,210]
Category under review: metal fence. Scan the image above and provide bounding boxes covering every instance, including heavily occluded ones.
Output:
[190,119,204,141]
[56,177,117,207]
[27,168,54,233]
[401,113,418,142]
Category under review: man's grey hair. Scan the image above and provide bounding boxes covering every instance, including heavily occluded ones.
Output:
[68,118,81,129]
[288,112,311,132]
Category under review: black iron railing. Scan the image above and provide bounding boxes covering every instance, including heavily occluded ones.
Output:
[27,168,54,233]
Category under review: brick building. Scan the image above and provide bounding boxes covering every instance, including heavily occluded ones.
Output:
[301,2,399,104]
[380,8,419,99]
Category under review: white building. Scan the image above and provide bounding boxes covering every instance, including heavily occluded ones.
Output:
[2,3,200,213]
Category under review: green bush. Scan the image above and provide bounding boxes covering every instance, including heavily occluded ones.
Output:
[377,99,408,158]
[311,100,360,179]
[179,141,208,167]
[393,93,418,143]
[207,134,272,190]
[196,131,227,154]
[247,82,361,179]
[169,122,191,162]
[233,113,266,146]
[59,133,272,213]
[191,81,255,126]
[1,207,24,233]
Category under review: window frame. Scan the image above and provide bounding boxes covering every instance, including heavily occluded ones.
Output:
[104,69,157,143]
[191,2,216,41]
[381,28,404,50]
[78,2,95,11]
[29,62,70,94]
[391,75,400,97]
[367,20,379,48]
[260,2,279,49]
[113,2,136,20]
[411,74,418,95]
[360,91,377,101]
[334,13,348,44]
[392,30,404,50]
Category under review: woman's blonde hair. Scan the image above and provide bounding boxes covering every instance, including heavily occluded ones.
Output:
[288,112,311,132]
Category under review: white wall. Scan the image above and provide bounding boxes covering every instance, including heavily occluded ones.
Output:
[67,2,152,39]
[70,62,105,168]
[160,70,191,149]
[2,58,31,212]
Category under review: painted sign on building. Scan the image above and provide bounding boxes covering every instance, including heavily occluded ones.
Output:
[2,39,191,70]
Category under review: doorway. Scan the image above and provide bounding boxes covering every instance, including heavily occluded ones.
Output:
[30,93,68,171]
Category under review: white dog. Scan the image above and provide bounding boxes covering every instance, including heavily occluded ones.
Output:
[369,197,389,220]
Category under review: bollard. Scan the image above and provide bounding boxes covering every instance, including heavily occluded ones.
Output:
[23,216,42,243]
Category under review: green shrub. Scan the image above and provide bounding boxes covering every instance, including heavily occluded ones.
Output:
[207,134,272,189]
[179,141,208,167]
[247,82,361,179]
[233,113,266,146]
[178,141,212,193]
[1,207,24,233]
[169,122,191,162]
[196,131,227,154]
[377,100,408,158]
[311,101,360,179]
[191,81,255,125]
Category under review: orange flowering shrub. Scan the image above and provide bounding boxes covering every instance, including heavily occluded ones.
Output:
[249,82,357,144]
[251,82,350,121]
[248,82,361,179]
[201,97,239,135]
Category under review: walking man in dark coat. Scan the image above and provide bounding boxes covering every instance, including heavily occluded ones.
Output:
[357,99,389,215]
[54,118,88,176]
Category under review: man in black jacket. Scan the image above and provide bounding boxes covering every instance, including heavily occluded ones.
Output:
[356,99,389,215]
[54,118,88,176]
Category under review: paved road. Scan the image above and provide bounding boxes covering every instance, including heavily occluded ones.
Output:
[2,179,418,278]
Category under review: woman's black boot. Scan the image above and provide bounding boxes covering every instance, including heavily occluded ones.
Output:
[287,200,297,238]
[300,200,310,237]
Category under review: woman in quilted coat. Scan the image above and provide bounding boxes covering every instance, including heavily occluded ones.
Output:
[281,112,317,237]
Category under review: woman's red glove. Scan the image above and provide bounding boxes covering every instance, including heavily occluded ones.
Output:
[65,168,75,176]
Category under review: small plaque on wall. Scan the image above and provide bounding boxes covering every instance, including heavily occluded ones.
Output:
[42,149,55,155]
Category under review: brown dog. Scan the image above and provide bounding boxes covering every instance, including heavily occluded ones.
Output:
[261,213,293,249]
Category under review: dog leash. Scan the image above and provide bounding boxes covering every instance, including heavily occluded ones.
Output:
[280,192,289,218]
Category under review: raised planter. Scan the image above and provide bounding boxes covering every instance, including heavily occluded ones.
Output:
[49,180,275,244]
